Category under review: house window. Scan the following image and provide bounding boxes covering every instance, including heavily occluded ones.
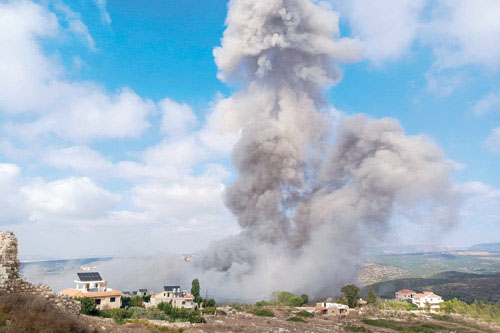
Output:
[110,297,116,302]
[182,301,185,305]
[95,299,101,305]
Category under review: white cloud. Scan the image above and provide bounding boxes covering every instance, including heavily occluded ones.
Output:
[22,177,119,220]
[459,181,500,219]
[159,98,198,138]
[43,145,113,174]
[0,0,152,141]
[53,0,95,50]
[0,163,29,224]
[336,0,426,64]
[91,0,111,25]
[424,0,500,71]
[485,127,500,153]
[472,88,500,116]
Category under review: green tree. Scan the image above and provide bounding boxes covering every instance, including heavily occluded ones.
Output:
[204,298,216,307]
[76,297,100,316]
[341,285,360,308]
[300,294,309,304]
[191,278,200,298]
[367,287,377,305]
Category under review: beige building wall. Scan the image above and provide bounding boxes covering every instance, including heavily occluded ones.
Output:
[94,295,121,310]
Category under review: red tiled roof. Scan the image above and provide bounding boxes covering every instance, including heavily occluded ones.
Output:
[316,307,327,311]
[184,295,194,299]
[396,289,416,294]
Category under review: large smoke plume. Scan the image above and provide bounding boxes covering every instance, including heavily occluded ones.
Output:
[23,0,459,300]
[192,0,458,299]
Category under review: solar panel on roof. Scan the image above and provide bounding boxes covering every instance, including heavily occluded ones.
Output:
[77,272,103,281]
[164,285,181,291]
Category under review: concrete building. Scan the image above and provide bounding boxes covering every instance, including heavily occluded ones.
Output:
[395,289,416,301]
[411,291,443,310]
[59,272,122,310]
[147,285,197,310]
[315,302,349,315]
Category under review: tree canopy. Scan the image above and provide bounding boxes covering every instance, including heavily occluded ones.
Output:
[341,284,360,308]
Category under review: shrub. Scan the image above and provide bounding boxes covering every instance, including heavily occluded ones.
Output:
[255,300,271,307]
[189,315,206,323]
[218,310,227,316]
[252,309,275,317]
[275,291,305,307]
[295,310,314,318]
[286,317,306,323]
[101,308,132,324]
[202,307,216,315]
[0,293,89,332]
[75,297,102,316]
[128,306,168,320]
[204,298,216,307]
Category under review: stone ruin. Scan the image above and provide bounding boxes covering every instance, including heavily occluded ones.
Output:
[0,230,81,315]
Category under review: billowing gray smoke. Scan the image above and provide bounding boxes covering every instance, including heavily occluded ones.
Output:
[23,0,459,301]
[194,0,459,299]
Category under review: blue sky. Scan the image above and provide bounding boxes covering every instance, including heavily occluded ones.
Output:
[1,0,499,259]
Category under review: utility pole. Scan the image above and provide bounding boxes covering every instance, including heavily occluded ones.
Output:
[206,289,208,300]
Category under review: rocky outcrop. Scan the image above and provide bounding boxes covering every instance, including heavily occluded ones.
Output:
[0,230,81,315]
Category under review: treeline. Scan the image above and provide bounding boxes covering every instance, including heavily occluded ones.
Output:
[440,298,500,324]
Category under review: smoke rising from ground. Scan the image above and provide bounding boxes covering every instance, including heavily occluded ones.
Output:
[23,0,459,300]
[191,0,459,299]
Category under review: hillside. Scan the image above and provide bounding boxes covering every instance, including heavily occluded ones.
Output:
[364,271,500,303]
[360,250,500,286]
[469,242,500,252]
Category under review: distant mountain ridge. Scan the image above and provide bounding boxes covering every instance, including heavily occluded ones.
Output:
[469,242,500,252]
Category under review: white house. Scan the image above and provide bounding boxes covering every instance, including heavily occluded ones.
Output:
[411,291,443,309]
[146,285,197,310]
[315,302,349,315]
[395,289,416,301]
[59,272,122,310]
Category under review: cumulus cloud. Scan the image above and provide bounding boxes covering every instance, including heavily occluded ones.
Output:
[336,0,426,64]
[0,0,152,141]
[159,98,198,138]
[22,177,120,220]
[0,163,29,224]
[43,146,113,175]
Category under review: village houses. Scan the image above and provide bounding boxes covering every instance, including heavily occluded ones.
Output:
[395,289,443,309]
[59,272,122,310]
[146,285,197,310]
[412,291,444,309]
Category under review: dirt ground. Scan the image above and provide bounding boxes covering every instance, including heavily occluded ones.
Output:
[79,308,498,333]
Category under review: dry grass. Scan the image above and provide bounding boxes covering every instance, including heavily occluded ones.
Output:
[0,292,89,333]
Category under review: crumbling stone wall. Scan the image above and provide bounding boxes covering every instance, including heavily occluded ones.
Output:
[0,230,81,314]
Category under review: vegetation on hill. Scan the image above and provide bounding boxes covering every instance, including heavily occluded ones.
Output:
[0,293,89,332]
[366,251,500,278]
[440,298,500,325]
[363,271,500,302]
